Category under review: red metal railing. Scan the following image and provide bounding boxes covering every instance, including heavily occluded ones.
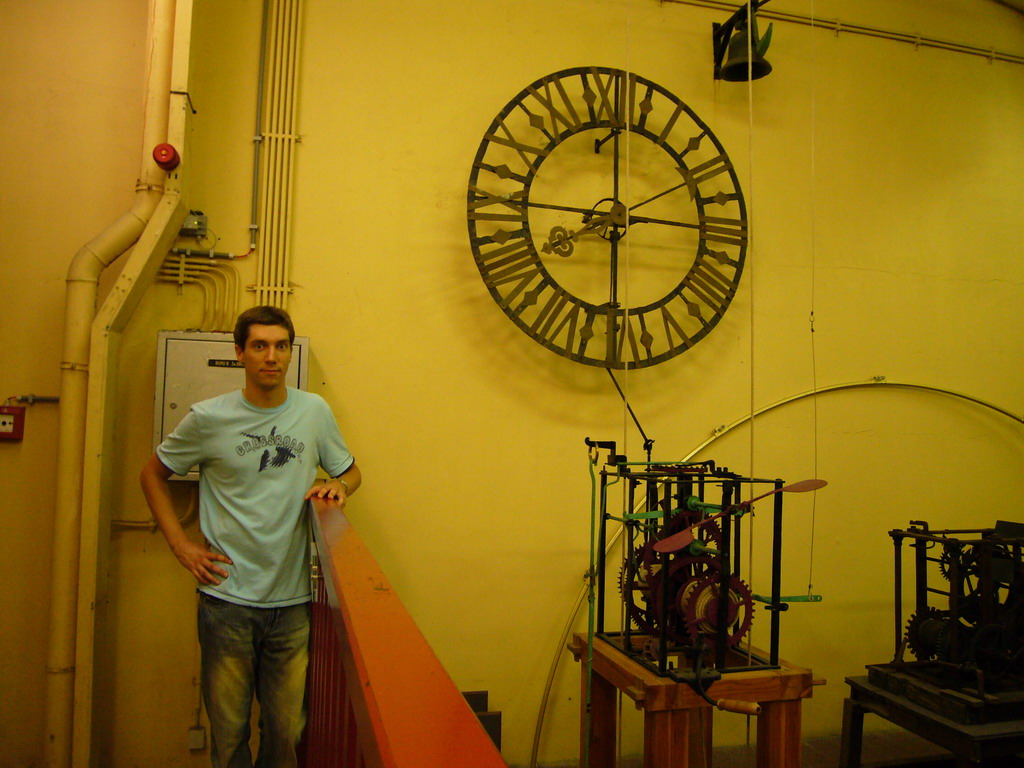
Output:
[305,576,363,766]
[302,498,507,768]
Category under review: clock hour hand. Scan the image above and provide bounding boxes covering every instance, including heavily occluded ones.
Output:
[541,216,608,257]
[542,225,580,257]
[541,203,627,257]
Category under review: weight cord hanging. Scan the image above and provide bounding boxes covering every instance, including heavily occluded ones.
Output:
[807,0,820,600]
[614,18,636,766]
[581,451,597,768]
[744,0,759,686]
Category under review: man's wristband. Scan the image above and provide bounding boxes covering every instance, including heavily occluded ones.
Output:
[333,476,350,494]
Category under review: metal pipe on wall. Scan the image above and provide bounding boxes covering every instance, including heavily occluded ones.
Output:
[662,0,1024,66]
[248,0,271,256]
[255,0,302,308]
[158,255,240,329]
[42,0,179,764]
[72,0,194,749]
[163,264,216,327]
[73,197,188,767]
[278,0,300,302]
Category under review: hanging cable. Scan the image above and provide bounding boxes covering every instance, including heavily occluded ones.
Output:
[807,0,820,599]
[607,369,654,458]
[742,0,759,733]
[581,448,598,768]
[618,32,635,764]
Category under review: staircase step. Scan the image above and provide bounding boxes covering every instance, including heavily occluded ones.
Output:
[462,690,501,750]
[462,690,489,713]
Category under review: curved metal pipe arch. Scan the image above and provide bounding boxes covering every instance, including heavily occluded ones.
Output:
[682,377,1022,463]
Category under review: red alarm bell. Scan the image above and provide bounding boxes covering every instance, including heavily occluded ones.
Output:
[152,143,180,171]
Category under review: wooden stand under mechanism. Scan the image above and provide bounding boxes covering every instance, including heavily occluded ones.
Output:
[569,634,819,768]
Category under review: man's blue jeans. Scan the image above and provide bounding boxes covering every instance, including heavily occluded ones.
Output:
[198,593,310,768]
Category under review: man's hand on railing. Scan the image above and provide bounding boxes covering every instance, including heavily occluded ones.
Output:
[305,463,361,508]
[305,478,349,507]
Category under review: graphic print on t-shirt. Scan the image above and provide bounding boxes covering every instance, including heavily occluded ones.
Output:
[236,425,306,472]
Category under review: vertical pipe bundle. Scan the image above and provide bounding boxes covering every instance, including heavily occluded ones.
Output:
[256,0,302,308]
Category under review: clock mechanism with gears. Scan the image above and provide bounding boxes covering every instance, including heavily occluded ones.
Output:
[586,440,826,696]
[887,520,1024,703]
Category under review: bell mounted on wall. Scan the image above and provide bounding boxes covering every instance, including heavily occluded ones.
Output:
[713,0,774,82]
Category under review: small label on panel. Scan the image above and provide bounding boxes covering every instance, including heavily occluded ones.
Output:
[208,359,244,368]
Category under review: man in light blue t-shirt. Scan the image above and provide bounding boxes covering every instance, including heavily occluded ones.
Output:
[141,306,362,768]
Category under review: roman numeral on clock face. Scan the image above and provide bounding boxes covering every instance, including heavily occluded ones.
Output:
[582,68,626,127]
[484,119,550,161]
[523,77,582,138]
[475,237,539,288]
[681,256,738,320]
[699,214,748,248]
[679,155,733,200]
[467,185,527,223]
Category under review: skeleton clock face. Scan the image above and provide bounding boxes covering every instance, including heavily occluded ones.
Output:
[467,66,748,369]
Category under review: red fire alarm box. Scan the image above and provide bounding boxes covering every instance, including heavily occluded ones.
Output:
[0,405,25,441]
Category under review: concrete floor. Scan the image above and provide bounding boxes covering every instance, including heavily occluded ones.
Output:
[582,729,1024,768]
[710,729,1024,767]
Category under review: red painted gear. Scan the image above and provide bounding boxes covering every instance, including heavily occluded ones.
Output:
[682,572,754,648]
[620,547,658,634]
[647,557,721,643]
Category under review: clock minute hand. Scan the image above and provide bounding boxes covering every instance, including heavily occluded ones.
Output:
[627,159,727,216]
[628,181,689,213]
[627,213,699,232]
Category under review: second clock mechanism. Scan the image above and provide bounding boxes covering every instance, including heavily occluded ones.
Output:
[468,66,748,369]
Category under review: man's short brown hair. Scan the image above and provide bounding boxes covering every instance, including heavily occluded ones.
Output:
[233,305,296,348]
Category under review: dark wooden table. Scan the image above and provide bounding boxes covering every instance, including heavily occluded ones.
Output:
[841,675,1024,767]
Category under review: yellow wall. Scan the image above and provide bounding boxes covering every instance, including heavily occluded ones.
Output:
[0,0,148,765]
[2,1,1023,766]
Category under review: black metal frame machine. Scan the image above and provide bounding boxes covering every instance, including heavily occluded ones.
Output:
[586,440,822,699]
[876,520,1024,722]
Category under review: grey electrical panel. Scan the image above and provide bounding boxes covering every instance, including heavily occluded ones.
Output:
[153,330,309,480]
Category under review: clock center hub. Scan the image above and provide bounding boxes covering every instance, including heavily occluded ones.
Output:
[591,199,628,241]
